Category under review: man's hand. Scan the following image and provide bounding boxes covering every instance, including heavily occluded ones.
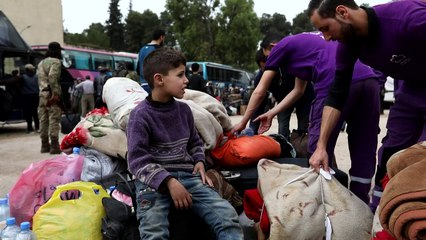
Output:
[46,95,60,107]
[193,162,213,187]
[230,121,246,136]
[309,147,330,172]
[254,111,273,134]
[167,178,192,210]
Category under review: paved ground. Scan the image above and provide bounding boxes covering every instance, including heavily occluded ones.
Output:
[0,111,390,197]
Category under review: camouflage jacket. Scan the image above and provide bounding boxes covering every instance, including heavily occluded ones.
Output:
[37,57,62,97]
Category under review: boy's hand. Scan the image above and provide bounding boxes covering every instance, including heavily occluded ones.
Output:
[193,162,213,187]
[167,178,192,210]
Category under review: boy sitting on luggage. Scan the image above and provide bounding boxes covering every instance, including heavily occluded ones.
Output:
[126,47,243,239]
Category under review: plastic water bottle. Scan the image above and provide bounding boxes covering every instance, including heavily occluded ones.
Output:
[0,198,9,222]
[239,128,254,137]
[0,217,20,240]
[70,147,80,157]
[15,222,37,240]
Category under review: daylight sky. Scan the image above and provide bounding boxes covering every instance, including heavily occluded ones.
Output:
[62,0,389,33]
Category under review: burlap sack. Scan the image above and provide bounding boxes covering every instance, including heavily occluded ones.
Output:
[257,159,373,240]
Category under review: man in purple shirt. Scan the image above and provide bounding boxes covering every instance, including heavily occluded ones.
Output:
[308,0,426,211]
[232,32,380,204]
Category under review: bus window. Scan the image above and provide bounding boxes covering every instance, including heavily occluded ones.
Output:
[92,53,113,70]
[62,50,91,70]
[113,56,134,70]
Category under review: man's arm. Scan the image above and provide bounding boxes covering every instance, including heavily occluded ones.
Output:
[231,70,275,133]
[255,78,307,134]
[309,106,342,172]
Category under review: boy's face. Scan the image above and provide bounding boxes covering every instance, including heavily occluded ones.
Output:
[160,64,188,99]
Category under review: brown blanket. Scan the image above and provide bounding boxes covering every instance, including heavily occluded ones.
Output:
[379,142,426,240]
[386,141,426,178]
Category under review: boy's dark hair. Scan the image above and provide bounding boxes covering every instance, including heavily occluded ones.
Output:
[260,32,284,50]
[153,29,165,40]
[255,49,267,67]
[307,0,359,18]
[191,62,200,72]
[143,47,186,89]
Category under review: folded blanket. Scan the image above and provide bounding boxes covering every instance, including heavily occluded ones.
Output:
[60,108,128,159]
[182,89,232,131]
[379,157,426,240]
[177,99,223,150]
[257,159,372,240]
[386,141,426,178]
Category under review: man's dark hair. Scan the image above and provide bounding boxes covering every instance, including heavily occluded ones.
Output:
[153,29,166,40]
[191,62,200,72]
[143,47,186,89]
[260,32,284,49]
[255,49,267,67]
[308,0,359,18]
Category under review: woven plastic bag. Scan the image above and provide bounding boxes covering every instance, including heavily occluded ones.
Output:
[9,154,84,224]
[33,181,109,240]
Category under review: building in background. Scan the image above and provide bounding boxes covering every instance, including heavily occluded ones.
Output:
[0,0,63,45]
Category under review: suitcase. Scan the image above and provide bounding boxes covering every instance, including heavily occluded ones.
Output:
[225,158,348,196]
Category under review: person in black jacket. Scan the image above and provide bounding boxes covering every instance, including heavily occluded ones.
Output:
[187,63,206,92]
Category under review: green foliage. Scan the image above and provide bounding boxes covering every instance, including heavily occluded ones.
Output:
[106,0,125,51]
[125,10,161,52]
[292,10,316,34]
[216,0,260,70]
[64,23,110,49]
[64,0,321,72]
[259,13,292,36]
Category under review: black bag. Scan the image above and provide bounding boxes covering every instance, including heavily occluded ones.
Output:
[60,113,80,134]
[101,172,140,240]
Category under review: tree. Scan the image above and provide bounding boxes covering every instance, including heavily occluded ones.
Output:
[64,23,110,49]
[125,10,161,53]
[259,13,292,36]
[166,0,221,61]
[106,0,125,51]
[291,10,315,34]
[216,0,260,70]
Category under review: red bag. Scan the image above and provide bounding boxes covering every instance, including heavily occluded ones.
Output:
[211,134,281,168]
[9,154,84,224]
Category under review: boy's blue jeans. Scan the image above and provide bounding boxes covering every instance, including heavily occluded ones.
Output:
[135,171,243,240]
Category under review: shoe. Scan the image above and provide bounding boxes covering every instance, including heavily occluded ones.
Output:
[50,141,61,154]
[41,141,50,153]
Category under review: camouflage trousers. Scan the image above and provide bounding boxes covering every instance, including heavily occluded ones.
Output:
[38,93,62,142]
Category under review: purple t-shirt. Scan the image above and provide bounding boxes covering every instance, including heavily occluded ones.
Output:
[265,32,376,99]
[336,0,426,86]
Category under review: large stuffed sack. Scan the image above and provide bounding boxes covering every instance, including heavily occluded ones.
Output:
[102,77,148,130]
[257,159,372,240]
[211,135,281,168]
[177,98,223,150]
[379,141,426,240]
[182,89,232,131]
[60,108,127,159]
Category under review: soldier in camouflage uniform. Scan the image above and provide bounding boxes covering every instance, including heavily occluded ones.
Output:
[37,41,63,154]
